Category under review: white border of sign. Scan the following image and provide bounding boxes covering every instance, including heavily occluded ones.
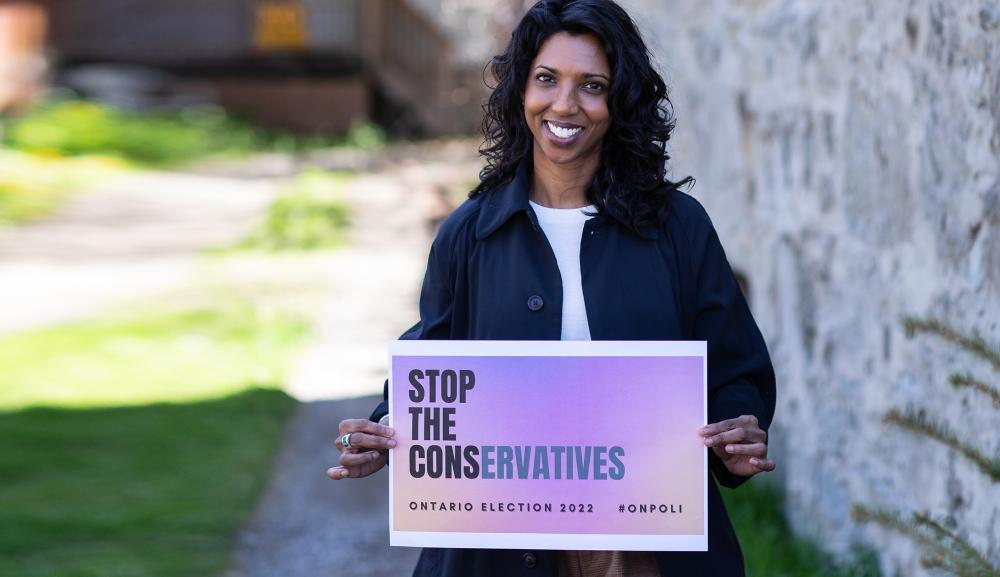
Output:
[387,340,708,551]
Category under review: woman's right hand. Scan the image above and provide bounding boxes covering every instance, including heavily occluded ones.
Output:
[326,418,396,480]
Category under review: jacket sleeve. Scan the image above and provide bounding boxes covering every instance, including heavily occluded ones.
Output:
[368,221,458,422]
[682,196,776,489]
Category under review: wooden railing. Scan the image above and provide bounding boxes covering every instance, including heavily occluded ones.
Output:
[361,0,454,134]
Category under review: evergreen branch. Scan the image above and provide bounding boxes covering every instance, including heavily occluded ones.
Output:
[913,512,997,574]
[852,505,948,557]
[883,409,1000,482]
[903,316,1000,371]
[920,554,949,571]
[853,505,1000,577]
[949,373,1000,407]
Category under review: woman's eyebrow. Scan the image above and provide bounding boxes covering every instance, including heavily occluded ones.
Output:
[536,65,610,81]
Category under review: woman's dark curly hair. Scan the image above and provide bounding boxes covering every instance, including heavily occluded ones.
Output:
[472,0,693,231]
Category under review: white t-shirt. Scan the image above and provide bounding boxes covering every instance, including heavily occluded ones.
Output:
[528,200,595,341]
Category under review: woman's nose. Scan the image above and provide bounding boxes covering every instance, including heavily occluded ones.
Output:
[551,86,579,114]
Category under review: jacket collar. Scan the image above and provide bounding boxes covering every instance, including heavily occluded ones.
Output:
[475,159,660,241]
[475,160,532,240]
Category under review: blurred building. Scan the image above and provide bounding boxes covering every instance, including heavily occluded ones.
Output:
[4,0,509,136]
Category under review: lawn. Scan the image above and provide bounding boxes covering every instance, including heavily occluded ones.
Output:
[0,390,297,577]
[0,304,308,410]
[0,303,309,576]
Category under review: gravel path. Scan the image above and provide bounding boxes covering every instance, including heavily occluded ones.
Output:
[224,396,422,577]
[226,141,481,577]
[0,170,276,334]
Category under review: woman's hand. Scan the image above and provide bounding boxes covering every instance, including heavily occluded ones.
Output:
[326,418,396,480]
[699,414,775,478]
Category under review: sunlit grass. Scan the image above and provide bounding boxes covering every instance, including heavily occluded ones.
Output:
[0,303,309,410]
[0,150,129,225]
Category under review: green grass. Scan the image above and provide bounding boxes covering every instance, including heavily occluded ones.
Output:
[0,302,310,576]
[0,389,298,577]
[230,168,352,252]
[724,480,882,577]
[2,99,387,168]
[2,100,266,167]
[0,150,128,225]
[0,305,309,410]
[0,99,383,225]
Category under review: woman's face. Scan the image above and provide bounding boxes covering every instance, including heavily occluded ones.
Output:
[523,32,611,167]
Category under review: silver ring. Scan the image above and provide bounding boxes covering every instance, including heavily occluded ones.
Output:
[341,433,353,449]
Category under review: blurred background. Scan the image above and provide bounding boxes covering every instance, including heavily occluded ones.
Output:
[0,1,996,576]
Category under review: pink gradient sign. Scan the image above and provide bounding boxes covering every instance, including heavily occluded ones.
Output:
[388,340,707,551]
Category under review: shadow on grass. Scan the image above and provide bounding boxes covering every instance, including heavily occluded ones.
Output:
[0,388,298,577]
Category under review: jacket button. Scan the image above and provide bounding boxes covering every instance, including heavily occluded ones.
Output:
[523,552,537,568]
[527,295,544,311]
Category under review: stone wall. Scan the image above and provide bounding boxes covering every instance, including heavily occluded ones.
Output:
[616,0,999,574]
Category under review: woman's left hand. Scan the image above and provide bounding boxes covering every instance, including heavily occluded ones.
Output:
[699,414,776,477]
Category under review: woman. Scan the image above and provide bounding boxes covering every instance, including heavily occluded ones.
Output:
[328,1,776,575]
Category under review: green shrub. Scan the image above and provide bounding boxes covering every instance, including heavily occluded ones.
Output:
[724,480,882,577]
[340,120,387,150]
[234,168,352,251]
[3,99,390,166]
[3,100,266,166]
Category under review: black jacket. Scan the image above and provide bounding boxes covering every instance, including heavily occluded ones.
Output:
[370,160,776,577]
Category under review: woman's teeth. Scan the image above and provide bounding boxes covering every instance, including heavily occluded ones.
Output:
[547,121,582,138]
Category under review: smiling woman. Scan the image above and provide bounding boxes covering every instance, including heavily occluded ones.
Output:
[329,2,778,577]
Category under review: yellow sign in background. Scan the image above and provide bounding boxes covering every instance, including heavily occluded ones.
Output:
[254,2,307,51]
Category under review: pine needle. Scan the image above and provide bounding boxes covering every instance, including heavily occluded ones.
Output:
[949,373,1000,407]
[883,409,1000,482]
[903,316,1000,371]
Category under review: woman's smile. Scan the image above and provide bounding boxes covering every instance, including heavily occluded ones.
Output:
[543,119,585,146]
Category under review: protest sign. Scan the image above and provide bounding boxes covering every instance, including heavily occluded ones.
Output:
[389,340,707,551]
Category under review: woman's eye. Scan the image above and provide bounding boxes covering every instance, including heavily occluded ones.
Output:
[584,82,607,92]
[535,74,553,83]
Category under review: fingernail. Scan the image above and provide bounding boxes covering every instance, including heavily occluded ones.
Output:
[725,445,734,453]
[703,437,713,446]
[388,440,397,448]
[386,427,395,436]
[326,468,337,477]
[750,458,760,466]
